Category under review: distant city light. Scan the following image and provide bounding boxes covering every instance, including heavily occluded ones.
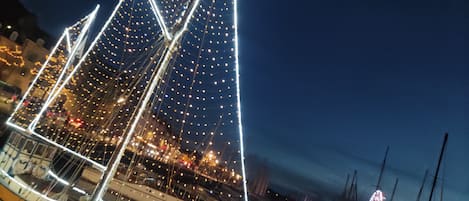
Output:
[369,190,386,201]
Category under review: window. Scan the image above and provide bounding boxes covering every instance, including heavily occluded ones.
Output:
[24,140,36,154]
[34,144,45,156]
[7,133,18,144]
[27,53,38,62]
[45,147,56,160]
[17,138,25,150]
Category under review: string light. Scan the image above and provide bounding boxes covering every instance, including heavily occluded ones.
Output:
[47,170,88,195]
[369,190,386,201]
[0,46,25,67]
[5,0,248,200]
[149,0,172,39]
[29,5,100,130]
[9,5,99,128]
[0,169,57,201]
[234,0,249,199]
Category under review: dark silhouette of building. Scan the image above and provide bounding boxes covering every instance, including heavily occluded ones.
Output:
[247,155,271,198]
[0,0,52,47]
[250,162,270,196]
[266,189,297,201]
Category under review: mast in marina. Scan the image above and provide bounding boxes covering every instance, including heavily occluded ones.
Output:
[428,133,448,201]
[389,178,398,201]
[376,146,389,190]
[416,169,428,201]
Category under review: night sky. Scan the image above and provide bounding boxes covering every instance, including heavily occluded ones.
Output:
[20,0,469,200]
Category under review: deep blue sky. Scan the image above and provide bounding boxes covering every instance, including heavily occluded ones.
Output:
[21,0,469,200]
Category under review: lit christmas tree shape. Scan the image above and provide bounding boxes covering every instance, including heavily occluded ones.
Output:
[7,0,247,200]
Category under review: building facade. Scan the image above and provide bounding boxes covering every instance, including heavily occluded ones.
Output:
[0,34,48,95]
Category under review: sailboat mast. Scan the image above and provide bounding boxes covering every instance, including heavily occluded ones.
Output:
[342,173,350,197]
[376,146,389,190]
[348,170,358,200]
[428,133,448,201]
[440,175,444,201]
[416,170,428,201]
[89,1,201,200]
[390,178,399,201]
[440,148,447,201]
[354,176,358,201]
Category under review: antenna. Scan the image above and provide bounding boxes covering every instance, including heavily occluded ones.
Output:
[90,1,202,200]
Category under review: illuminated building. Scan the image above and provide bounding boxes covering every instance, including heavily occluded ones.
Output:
[0,34,48,95]
[0,0,52,95]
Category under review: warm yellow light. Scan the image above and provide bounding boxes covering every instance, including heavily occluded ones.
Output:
[117,97,126,104]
